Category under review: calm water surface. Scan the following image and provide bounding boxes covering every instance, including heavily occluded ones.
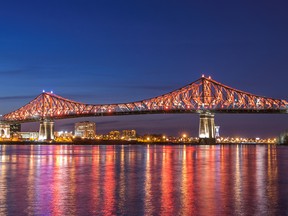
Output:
[0,144,288,216]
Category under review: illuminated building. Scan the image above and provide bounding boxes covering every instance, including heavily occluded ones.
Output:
[54,131,74,138]
[122,130,136,140]
[109,131,120,140]
[18,132,38,141]
[0,122,10,138]
[75,121,96,138]
[278,131,288,144]
[10,123,21,136]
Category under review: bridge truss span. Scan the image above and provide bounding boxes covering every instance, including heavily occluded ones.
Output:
[3,76,288,122]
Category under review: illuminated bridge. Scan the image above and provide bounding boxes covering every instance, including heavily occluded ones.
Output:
[2,75,288,143]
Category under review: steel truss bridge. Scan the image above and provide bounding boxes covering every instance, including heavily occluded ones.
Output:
[2,76,288,143]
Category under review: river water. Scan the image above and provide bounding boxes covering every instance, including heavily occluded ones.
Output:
[0,144,288,216]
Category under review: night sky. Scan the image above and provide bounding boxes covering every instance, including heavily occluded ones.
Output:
[0,1,287,137]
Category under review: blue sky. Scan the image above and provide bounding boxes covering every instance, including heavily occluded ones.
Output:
[0,0,287,137]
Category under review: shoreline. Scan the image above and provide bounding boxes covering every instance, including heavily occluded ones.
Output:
[0,140,283,145]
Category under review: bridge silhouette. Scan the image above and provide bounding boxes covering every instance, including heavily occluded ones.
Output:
[2,75,288,143]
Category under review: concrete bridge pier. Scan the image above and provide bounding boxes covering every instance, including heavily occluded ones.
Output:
[39,119,54,141]
[198,111,216,145]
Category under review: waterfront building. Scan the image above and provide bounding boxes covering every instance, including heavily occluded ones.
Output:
[54,131,73,142]
[122,130,136,140]
[55,131,74,138]
[18,132,39,141]
[278,131,288,144]
[109,130,121,140]
[10,123,21,136]
[74,121,96,139]
[0,122,10,138]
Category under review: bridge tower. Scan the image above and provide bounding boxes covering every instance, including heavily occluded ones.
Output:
[198,76,216,144]
[215,126,220,138]
[198,112,216,144]
[39,119,54,141]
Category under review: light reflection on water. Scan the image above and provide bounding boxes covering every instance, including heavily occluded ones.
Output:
[0,144,288,215]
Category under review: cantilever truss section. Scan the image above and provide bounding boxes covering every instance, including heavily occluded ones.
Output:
[3,76,288,122]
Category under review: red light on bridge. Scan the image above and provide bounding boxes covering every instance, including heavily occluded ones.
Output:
[3,75,287,122]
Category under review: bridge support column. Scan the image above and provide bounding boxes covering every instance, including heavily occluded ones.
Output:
[198,112,216,145]
[39,119,54,141]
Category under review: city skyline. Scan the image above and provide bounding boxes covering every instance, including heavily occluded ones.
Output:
[0,1,288,137]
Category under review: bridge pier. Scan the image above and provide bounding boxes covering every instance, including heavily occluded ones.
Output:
[198,111,216,145]
[39,119,54,141]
